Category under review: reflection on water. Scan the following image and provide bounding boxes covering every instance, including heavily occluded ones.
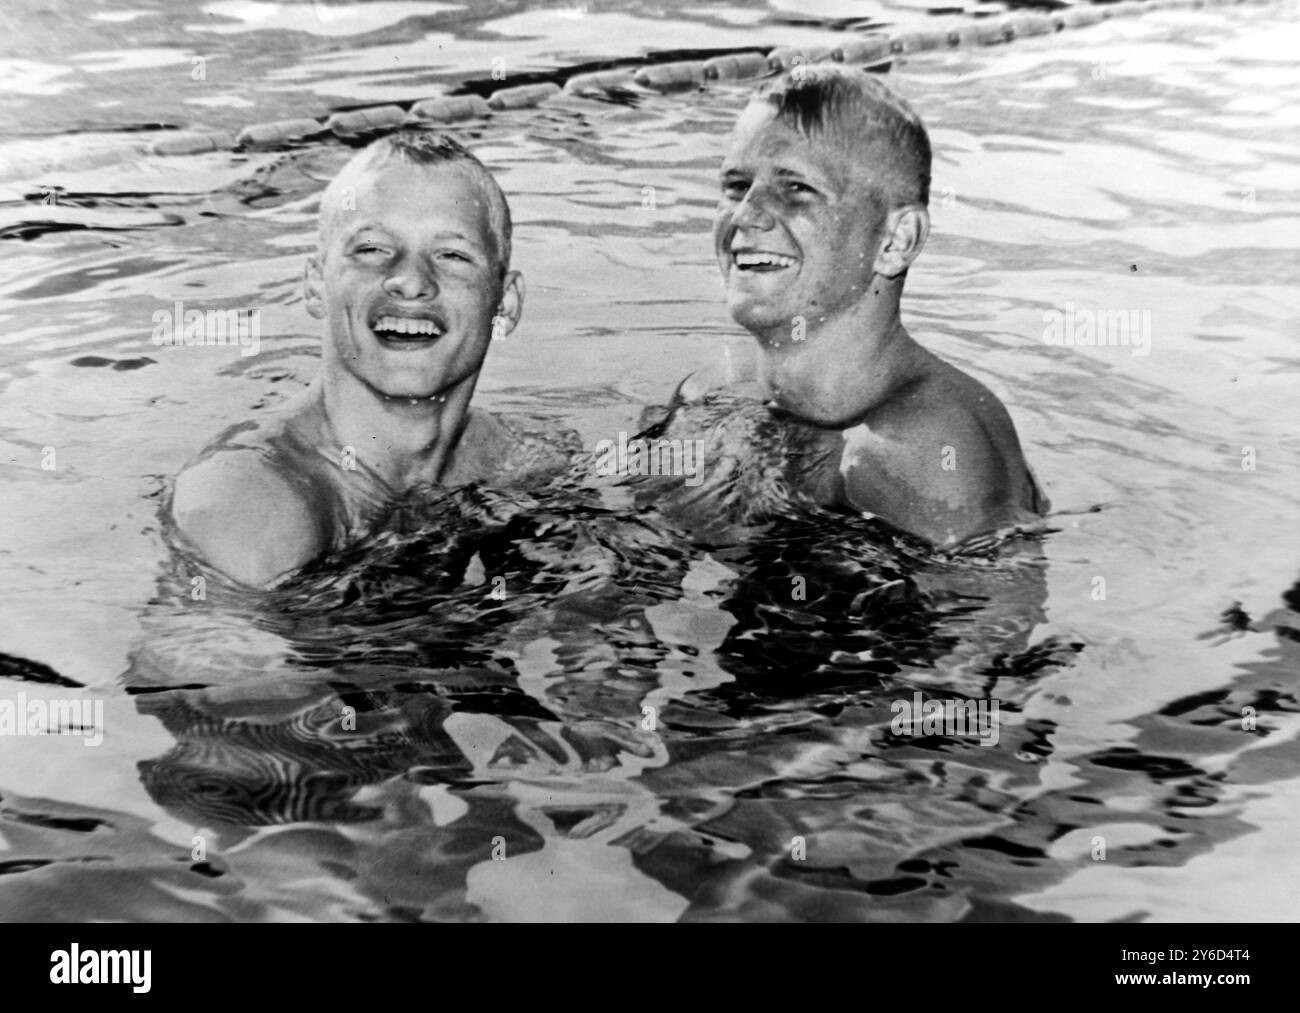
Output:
[117,473,1300,920]
[114,435,1079,919]
[0,0,1298,921]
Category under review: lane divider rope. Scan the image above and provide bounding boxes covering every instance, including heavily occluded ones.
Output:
[10,0,1286,173]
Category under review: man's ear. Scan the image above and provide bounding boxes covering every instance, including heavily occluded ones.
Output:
[873,205,930,279]
[304,254,325,320]
[494,270,525,338]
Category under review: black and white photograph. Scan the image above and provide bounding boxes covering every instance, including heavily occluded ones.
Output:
[0,0,1295,950]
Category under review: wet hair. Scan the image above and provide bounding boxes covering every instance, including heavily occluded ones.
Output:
[755,66,931,209]
[318,130,513,276]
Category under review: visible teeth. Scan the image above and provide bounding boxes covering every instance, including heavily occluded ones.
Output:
[374,315,439,336]
[734,251,796,269]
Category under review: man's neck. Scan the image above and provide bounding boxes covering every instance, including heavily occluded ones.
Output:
[315,367,478,490]
[755,280,930,429]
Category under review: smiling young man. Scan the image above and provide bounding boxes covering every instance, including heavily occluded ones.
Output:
[171,131,573,587]
[672,67,1048,545]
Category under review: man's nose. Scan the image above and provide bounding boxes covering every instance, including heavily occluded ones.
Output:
[382,258,438,301]
[733,184,776,231]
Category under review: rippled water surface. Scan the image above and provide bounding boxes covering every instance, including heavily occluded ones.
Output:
[1,0,1298,921]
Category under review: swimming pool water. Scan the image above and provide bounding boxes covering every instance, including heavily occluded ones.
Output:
[0,0,1298,921]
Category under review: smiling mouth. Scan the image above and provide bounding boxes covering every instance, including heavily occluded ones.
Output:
[730,249,798,273]
[370,313,445,348]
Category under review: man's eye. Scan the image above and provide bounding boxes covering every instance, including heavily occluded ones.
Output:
[438,251,472,263]
[353,244,389,257]
[784,181,815,196]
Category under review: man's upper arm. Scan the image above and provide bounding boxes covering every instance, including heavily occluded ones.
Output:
[841,423,1018,545]
[171,451,322,588]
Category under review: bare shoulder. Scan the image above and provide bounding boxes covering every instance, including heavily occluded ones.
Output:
[171,448,323,587]
[842,364,1042,544]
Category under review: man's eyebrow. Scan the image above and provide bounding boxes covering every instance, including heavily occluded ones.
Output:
[337,225,483,247]
[772,166,833,187]
[720,163,836,190]
[339,222,388,243]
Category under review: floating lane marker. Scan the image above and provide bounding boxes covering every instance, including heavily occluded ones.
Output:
[633,61,707,91]
[1060,6,1109,27]
[327,104,406,138]
[68,0,1289,170]
[702,52,770,81]
[949,18,1014,46]
[408,94,492,122]
[564,68,636,95]
[766,45,835,71]
[890,27,951,54]
[834,36,894,64]
[236,118,324,149]
[1004,12,1058,37]
[486,82,562,110]
[148,131,235,157]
